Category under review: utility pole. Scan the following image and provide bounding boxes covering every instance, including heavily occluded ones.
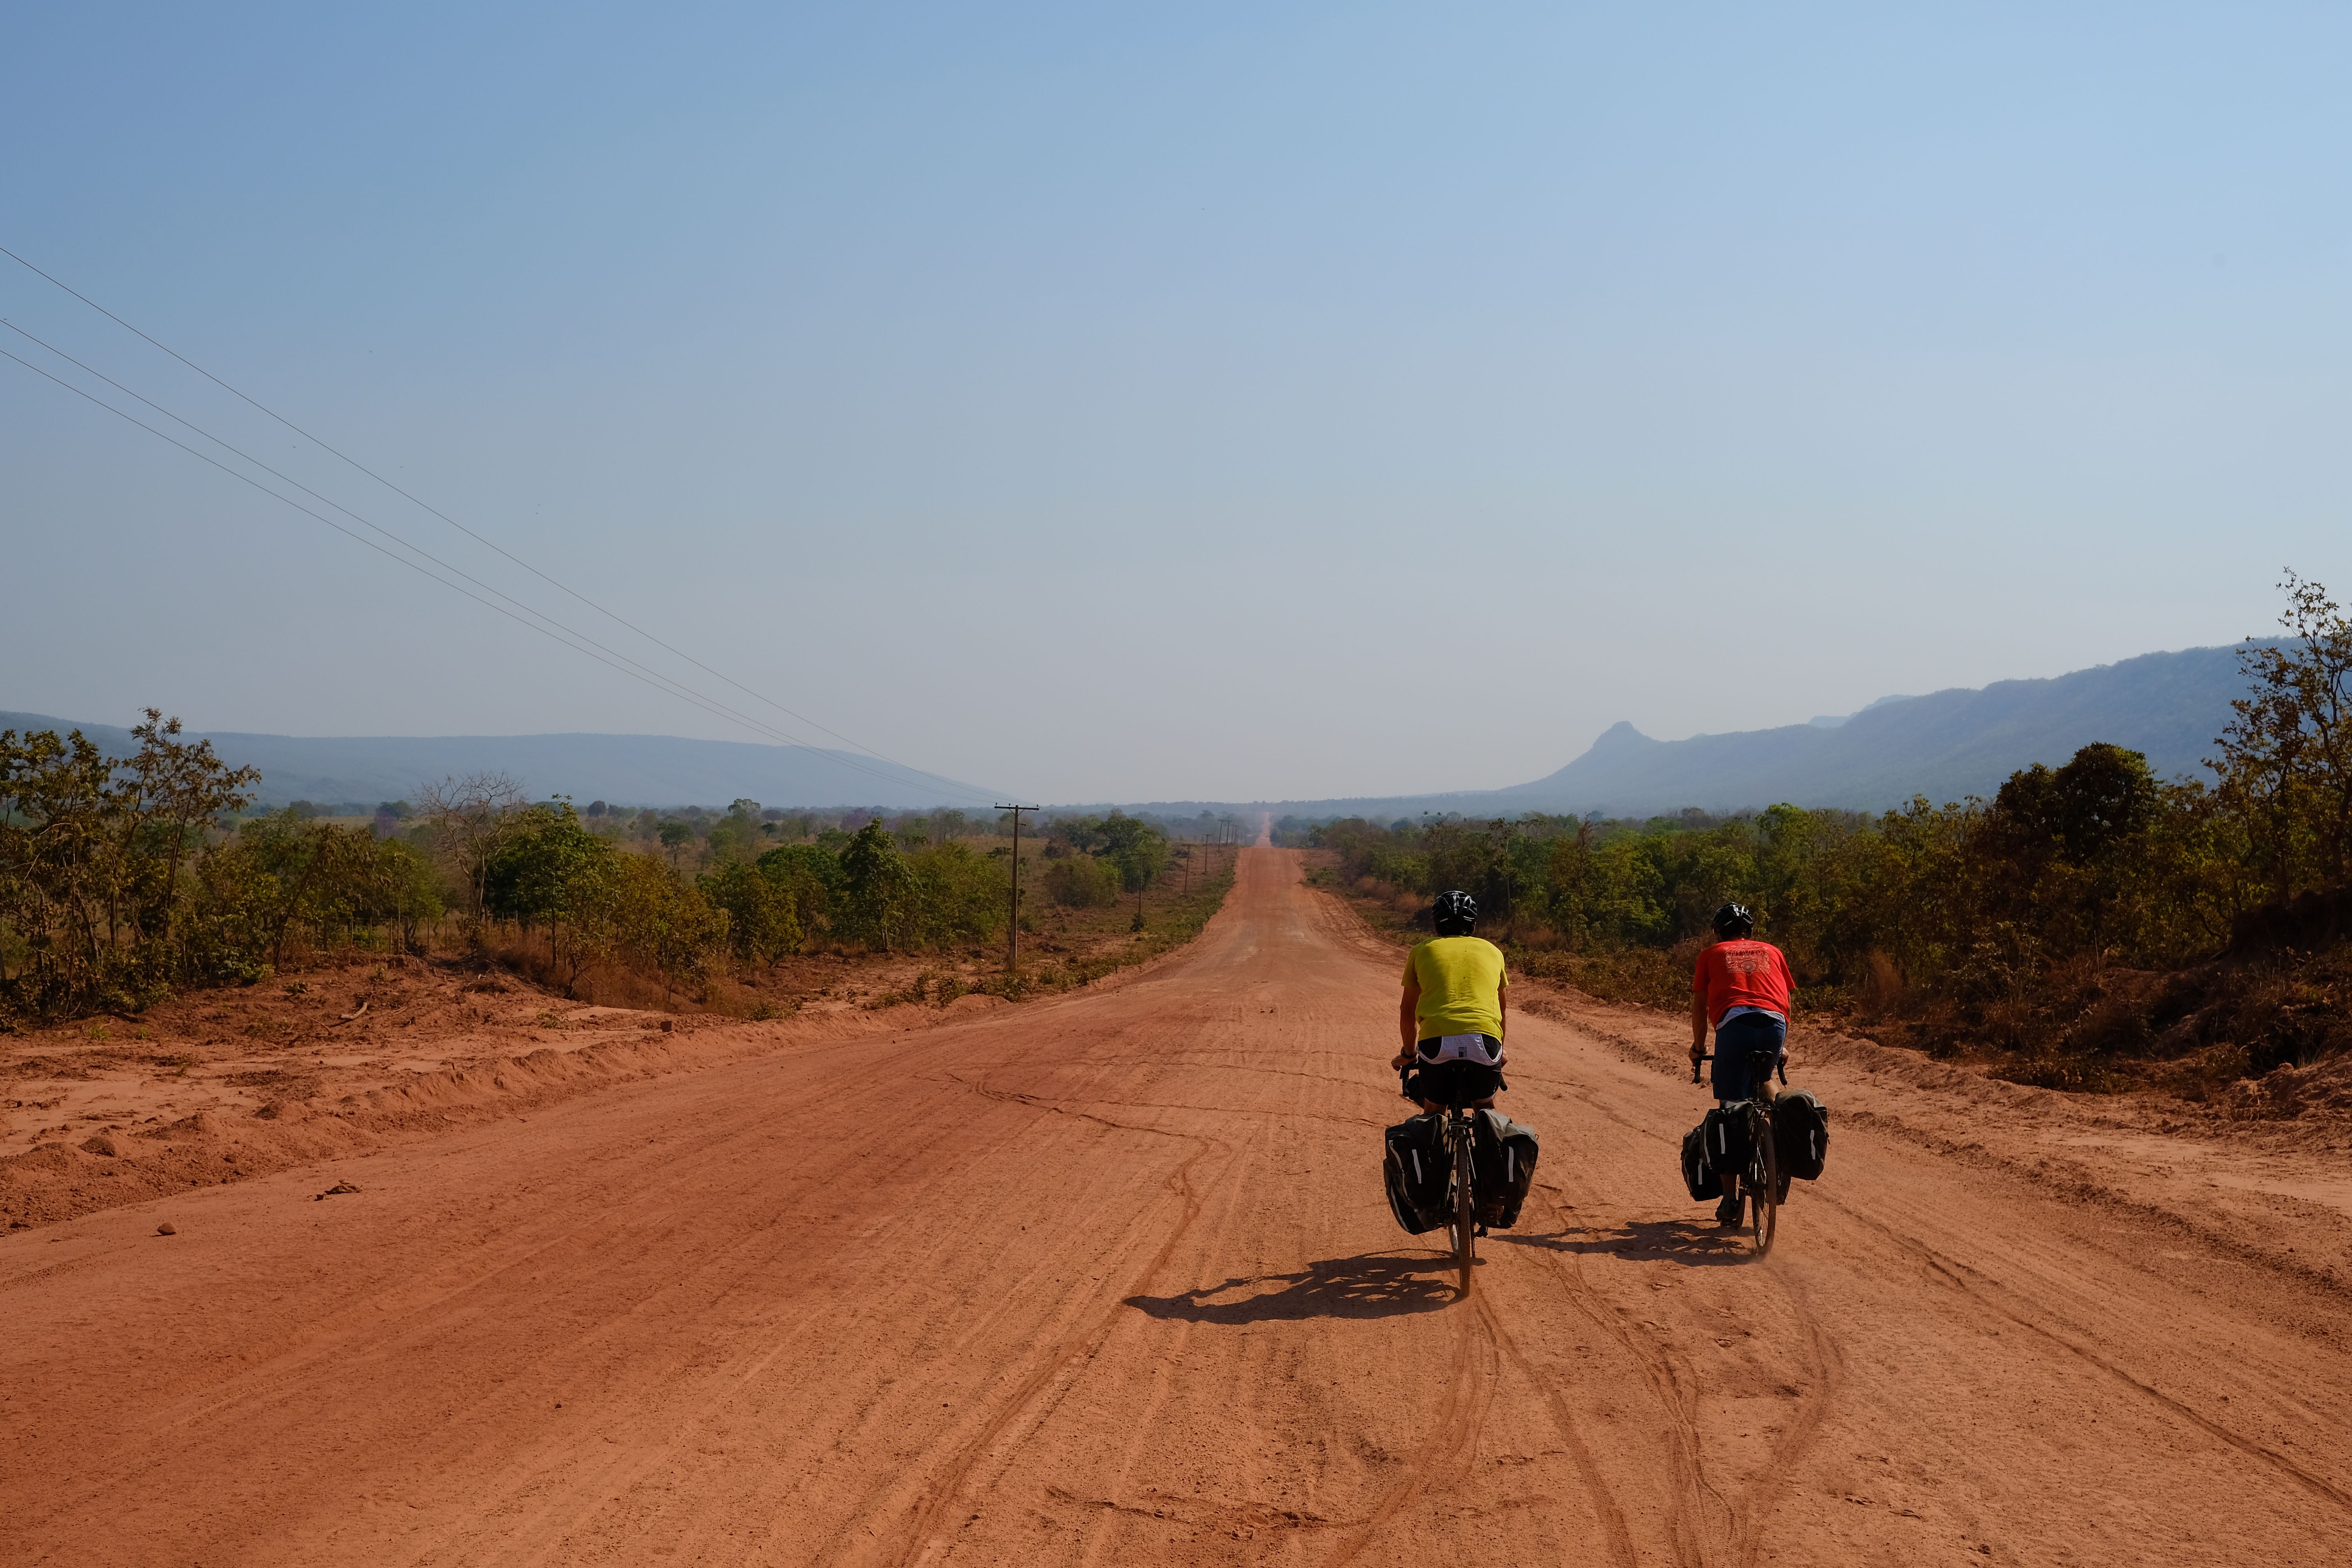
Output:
[997,804,1040,974]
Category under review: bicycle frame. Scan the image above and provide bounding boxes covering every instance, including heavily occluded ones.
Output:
[1441,1107,1478,1292]
[1693,1043,1781,1256]
[1402,1068,1483,1294]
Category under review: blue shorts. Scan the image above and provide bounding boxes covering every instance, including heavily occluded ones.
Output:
[1712,1011,1786,1103]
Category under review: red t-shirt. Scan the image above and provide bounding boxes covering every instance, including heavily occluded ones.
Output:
[1692,938,1793,1026]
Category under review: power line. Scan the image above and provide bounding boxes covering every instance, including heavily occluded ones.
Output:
[0,316,991,801]
[0,241,988,797]
[0,342,1000,805]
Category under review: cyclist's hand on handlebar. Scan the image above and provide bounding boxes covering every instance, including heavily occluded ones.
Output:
[1389,1048,1416,1071]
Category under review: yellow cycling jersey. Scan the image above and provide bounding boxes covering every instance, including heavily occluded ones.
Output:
[1402,935,1508,1042]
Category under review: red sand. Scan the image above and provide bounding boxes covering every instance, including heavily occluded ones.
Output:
[4,848,2349,1565]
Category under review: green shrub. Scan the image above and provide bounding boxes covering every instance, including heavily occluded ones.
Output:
[700,859,803,964]
[758,842,844,937]
[1044,855,1122,908]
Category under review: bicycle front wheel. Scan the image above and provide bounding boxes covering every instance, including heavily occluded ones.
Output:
[1452,1130,1477,1294]
[1747,1107,1779,1257]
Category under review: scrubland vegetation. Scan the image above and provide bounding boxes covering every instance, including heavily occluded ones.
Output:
[1303,575,2352,1101]
[0,720,1238,1028]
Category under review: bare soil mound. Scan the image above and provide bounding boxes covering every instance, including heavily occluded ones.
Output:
[0,952,1010,1231]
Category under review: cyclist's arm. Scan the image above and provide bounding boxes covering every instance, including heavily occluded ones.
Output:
[1394,978,1421,1069]
[1689,985,1709,1057]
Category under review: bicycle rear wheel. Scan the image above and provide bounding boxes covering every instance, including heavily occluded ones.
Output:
[1452,1128,1477,1294]
[1747,1106,1779,1256]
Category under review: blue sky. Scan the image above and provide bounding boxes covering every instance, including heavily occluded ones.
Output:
[5,4,2347,804]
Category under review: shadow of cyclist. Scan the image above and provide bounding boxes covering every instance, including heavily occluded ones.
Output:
[1124,1250,1460,1323]
[1487,1218,1755,1267]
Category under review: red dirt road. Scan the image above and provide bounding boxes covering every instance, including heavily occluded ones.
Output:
[5,849,2351,1566]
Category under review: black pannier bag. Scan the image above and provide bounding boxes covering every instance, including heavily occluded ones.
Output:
[1383,1114,1448,1234]
[1700,1105,1751,1175]
[1772,1089,1831,1181]
[1469,1110,1539,1228]
[1680,1123,1723,1201]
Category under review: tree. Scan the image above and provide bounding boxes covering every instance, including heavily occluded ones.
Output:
[1992,744,2158,865]
[599,853,729,1002]
[484,802,618,989]
[658,819,695,869]
[701,859,803,965]
[231,810,381,969]
[486,804,602,923]
[2212,572,2352,901]
[705,800,764,863]
[1,714,259,1018]
[120,710,261,954]
[417,772,528,934]
[758,842,844,939]
[356,837,445,957]
[1094,813,1169,927]
[906,842,1007,943]
[0,726,134,1011]
[837,818,917,948]
[1096,815,1169,891]
[1044,855,1121,908]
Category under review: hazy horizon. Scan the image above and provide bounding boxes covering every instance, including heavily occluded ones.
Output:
[8,6,2348,802]
[4,633,2255,815]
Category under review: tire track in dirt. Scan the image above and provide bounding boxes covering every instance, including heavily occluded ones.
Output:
[1474,1292,1641,1568]
[1523,1179,1716,1568]
[884,1077,1225,1568]
[1820,1188,2352,1518]
[1725,1272,1842,1568]
[350,1044,1050,1568]
[1313,1294,1498,1568]
[1500,1064,1886,1568]
[1063,1106,1298,1568]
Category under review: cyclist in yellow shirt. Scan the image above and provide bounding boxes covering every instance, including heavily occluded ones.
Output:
[1389,890,1509,1111]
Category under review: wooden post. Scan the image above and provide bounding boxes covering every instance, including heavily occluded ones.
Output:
[997,804,1038,974]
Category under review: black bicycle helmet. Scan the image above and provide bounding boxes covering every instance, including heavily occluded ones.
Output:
[1711,902,1754,939]
[1432,889,1479,935]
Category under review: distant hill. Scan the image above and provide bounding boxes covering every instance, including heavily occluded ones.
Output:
[3,641,2267,821]
[0,713,996,811]
[1242,642,2265,823]
[1488,642,2258,817]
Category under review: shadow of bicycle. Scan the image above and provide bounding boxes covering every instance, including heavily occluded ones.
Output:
[1488,1218,1759,1266]
[1125,1250,1462,1323]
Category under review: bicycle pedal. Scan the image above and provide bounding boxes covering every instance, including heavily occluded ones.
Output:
[1475,1224,1488,1238]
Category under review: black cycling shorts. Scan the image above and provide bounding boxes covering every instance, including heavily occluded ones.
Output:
[1405,1058,1504,1109]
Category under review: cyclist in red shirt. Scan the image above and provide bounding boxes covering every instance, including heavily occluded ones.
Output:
[1690,902,1794,1225]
